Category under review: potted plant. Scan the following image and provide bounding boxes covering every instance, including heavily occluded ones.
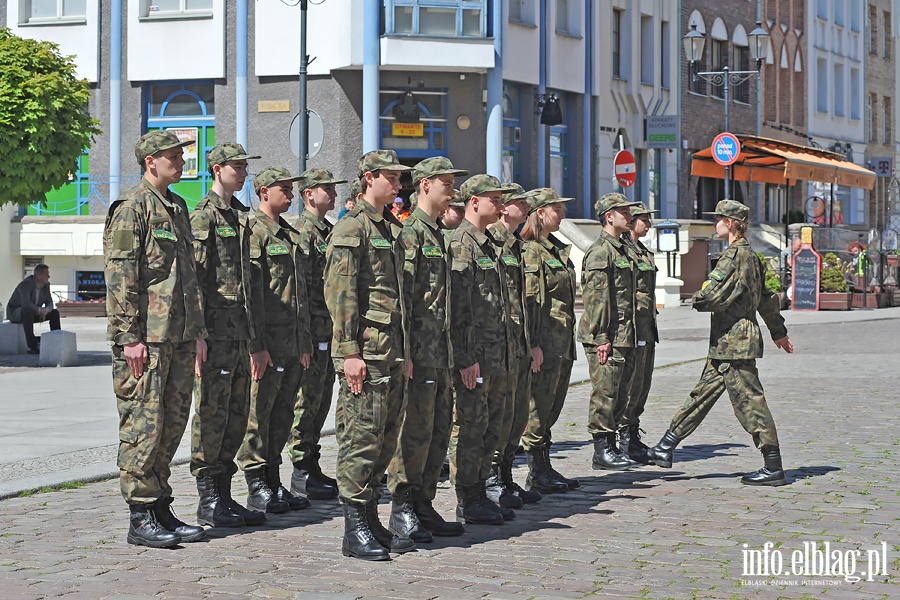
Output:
[757,252,785,308]
[819,252,852,310]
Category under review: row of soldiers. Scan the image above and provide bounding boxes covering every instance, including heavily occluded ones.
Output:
[103,130,677,557]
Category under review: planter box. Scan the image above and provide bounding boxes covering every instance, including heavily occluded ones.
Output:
[851,292,890,309]
[57,301,107,318]
[818,292,852,310]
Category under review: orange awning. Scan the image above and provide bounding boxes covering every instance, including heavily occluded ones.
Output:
[691,135,876,190]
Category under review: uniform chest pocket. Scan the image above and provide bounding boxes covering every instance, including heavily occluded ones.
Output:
[146,218,177,273]
[266,245,293,281]
[368,238,396,273]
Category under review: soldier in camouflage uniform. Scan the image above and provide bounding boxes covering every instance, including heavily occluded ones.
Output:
[237,167,314,514]
[448,174,518,526]
[387,157,468,543]
[338,179,361,220]
[647,200,793,487]
[190,143,268,528]
[519,188,580,492]
[105,130,208,548]
[617,204,660,464]
[578,193,643,471]
[325,150,416,561]
[485,184,542,508]
[439,189,465,231]
[287,168,347,502]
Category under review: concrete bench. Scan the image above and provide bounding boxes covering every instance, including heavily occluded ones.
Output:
[39,330,78,367]
[0,321,27,354]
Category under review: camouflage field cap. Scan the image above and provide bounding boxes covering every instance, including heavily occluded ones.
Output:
[630,204,660,217]
[297,168,348,192]
[348,178,362,200]
[253,166,303,195]
[501,183,528,205]
[206,143,261,169]
[459,174,518,200]
[449,189,465,208]
[357,149,413,177]
[525,188,574,214]
[412,156,469,186]
[135,130,192,164]
[704,199,749,222]
[408,191,418,209]
[594,192,642,217]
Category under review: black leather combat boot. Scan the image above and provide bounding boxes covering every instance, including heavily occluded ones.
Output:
[245,468,290,513]
[615,429,640,467]
[266,464,310,510]
[486,465,524,509]
[365,501,416,553]
[455,485,504,525]
[591,434,633,470]
[196,476,244,527]
[741,449,788,486]
[413,498,464,536]
[155,497,206,542]
[310,447,338,488]
[290,458,338,500]
[217,473,266,525]
[127,503,181,548]
[500,462,541,504]
[627,424,653,465]
[525,449,569,493]
[476,481,515,520]
[342,504,390,561]
[646,430,682,468]
[544,446,581,488]
[388,497,433,543]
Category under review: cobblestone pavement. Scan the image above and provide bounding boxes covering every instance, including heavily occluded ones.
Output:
[0,317,897,599]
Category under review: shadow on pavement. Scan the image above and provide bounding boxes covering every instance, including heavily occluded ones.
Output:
[785,465,840,480]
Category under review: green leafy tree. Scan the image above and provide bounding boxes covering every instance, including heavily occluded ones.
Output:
[820,252,849,292]
[0,28,100,207]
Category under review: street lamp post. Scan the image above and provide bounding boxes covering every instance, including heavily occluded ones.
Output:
[683,22,770,200]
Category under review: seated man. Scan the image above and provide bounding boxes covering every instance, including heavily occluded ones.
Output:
[6,264,61,353]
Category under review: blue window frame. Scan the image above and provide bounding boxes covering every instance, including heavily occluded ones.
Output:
[502,85,521,184]
[379,88,448,160]
[385,0,487,37]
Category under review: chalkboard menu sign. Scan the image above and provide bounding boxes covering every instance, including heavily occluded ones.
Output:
[76,270,106,301]
[791,248,821,311]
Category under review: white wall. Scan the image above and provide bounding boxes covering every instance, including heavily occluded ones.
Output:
[126,0,226,81]
[380,37,494,71]
[255,0,356,77]
[0,206,21,313]
[503,20,540,85]
[7,0,101,82]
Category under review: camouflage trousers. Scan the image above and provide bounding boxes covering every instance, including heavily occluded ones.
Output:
[669,358,780,451]
[494,355,532,465]
[237,356,303,473]
[335,360,406,507]
[114,341,195,505]
[388,365,453,501]
[619,341,656,430]
[189,339,251,479]
[521,356,573,451]
[586,346,635,437]
[287,344,335,466]
[449,372,507,487]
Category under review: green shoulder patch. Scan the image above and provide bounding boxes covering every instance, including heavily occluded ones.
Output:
[501,255,519,267]
[267,244,290,256]
[317,241,327,254]
[546,258,564,269]
[371,238,392,249]
[709,269,725,281]
[216,226,237,237]
[153,229,177,242]
[614,258,631,269]
[637,262,655,271]
[113,229,134,251]
[422,246,443,258]
[476,257,495,270]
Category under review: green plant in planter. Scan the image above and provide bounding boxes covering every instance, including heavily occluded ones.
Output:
[756,252,782,293]
[821,252,849,292]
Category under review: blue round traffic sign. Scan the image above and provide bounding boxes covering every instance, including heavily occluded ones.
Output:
[711,132,741,166]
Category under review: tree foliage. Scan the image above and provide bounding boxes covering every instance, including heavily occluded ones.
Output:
[0,28,100,207]
[820,252,849,293]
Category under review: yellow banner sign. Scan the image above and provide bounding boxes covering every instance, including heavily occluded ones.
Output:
[392,122,424,137]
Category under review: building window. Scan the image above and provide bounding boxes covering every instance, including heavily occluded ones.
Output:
[612,9,622,78]
[501,85,521,184]
[816,58,828,113]
[851,0,862,31]
[834,0,845,25]
[850,68,861,119]
[869,93,877,141]
[884,96,892,143]
[21,0,86,23]
[733,44,749,103]
[869,4,879,54]
[834,63,845,116]
[379,88,448,158]
[509,0,522,23]
[140,0,213,19]
[884,11,892,59]
[661,20,670,88]
[711,39,726,99]
[549,125,569,196]
[640,16,653,84]
[556,0,578,36]
[386,1,485,37]
[817,0,828,19]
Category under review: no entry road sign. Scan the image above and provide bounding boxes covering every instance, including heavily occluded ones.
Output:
[711,132,741,166]
[614,150,637,187]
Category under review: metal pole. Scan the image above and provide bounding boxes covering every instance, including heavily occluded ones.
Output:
[298,0,309,174]
[723,65,730,199]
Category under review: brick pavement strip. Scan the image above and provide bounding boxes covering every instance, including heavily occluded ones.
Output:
[0,319,899,598]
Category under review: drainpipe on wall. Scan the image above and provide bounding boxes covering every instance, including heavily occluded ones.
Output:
[537,0,547,187]
[582,0,592,217]
[362,0,380,153]
[237,0,249,203]
[485,0,503,178]
[109,0,122,201]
